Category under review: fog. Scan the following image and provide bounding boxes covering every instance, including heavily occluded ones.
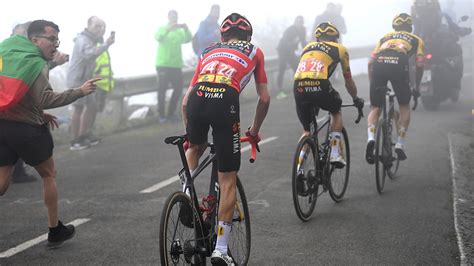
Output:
[1,0,472,78]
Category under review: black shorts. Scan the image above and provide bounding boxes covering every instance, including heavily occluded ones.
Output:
[293,79,342,131]
[0,119,54,166]
[186,83,241,172]
[370,51,411,107]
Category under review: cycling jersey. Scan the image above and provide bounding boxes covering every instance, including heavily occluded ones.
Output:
[187,41,268,172]
[294,41,352,80]
[293,41,349,131]
[370,31,425,107]
[371,31,425,63]
[189,41,267,93]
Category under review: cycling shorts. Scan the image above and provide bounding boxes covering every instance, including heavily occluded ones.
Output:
[293,79,342,132]
[0,119,54,166]
[370,50,411,107]
[186,83,241,172]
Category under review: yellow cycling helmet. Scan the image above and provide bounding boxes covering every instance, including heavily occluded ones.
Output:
[314,22,340,40]
[392,13,413,31]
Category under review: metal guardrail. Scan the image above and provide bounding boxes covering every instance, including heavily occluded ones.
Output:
[107,45,373,129]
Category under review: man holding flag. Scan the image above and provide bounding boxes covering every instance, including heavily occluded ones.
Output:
[0,20,98,247]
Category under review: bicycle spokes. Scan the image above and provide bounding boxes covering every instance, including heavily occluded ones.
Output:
[233,200,244,222]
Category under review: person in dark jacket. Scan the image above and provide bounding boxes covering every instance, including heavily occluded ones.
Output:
[276,15,306,99]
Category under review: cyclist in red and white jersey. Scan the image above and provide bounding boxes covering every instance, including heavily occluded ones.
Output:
[182,13,270,265]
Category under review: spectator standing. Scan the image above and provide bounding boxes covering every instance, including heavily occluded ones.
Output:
[276,15,306,100]
[155,10,192,123]
[313,3,347,41]
[67,16,115,150]
[192,4,220,56]
[93,40,115,113]
[0,20,99,247]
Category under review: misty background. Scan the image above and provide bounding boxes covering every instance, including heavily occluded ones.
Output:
[1,0,472,79]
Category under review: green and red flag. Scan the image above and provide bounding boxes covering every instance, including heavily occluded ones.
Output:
[0,35,46,111]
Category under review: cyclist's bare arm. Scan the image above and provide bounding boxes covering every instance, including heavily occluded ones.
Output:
[181,86,193,128]
[368,58,374,82]
[344,76,358,99]
[414,64,424,91]
[249,83,270,136]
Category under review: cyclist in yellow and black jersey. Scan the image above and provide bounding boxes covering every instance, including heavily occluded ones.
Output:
[293,22,364,168]
[366,13,425,164]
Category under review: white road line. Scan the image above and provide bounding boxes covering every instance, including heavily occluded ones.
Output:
[0,218,91,258]
[140,136,279,194]
[448,135,466,264]
[140,175,180,194]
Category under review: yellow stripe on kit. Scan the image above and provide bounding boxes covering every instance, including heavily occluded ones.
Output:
[218,225,224,236]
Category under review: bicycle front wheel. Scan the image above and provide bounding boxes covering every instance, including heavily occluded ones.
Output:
[375,121,386,194]
[160,191,202,265]
[291,136,319,222]
[328,127,350,202]
[228,177,251,266]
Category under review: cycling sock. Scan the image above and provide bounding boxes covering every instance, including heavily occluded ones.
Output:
[330,132,342,157]
[397,127,407,146]
[368,125,376,142]
[215,221,232,254]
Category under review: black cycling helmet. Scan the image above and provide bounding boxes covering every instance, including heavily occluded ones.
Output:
[220,13,253,41]
[314,22,340,40]
[392,13,413,32]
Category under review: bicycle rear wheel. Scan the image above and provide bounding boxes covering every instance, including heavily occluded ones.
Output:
[387,111,400,179]
[228,177,251,266]
[160,191,203,265]
[374,121,386,194]
[328,127,350,202]
[291,136,319,222]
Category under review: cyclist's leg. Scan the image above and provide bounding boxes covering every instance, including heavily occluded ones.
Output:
[185,86,210,171]
[366,61,388,163]
[323,85,345,168]
[216,171,237,249]
[293,79,313,139]
[185,143,207,171]
[209,86,240,262]
[390,62,411,160]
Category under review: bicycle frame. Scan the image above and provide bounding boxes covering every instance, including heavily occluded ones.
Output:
[173,138,218,257]
[381,89,396,127]
[164,134,258,260]
[308,105,362,186]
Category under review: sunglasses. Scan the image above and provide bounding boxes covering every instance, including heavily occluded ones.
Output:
[221,18,251,32]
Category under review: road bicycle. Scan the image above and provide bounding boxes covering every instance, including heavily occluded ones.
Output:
[159,134,259,265]
[292,104,363,222]
[373,85,419,194]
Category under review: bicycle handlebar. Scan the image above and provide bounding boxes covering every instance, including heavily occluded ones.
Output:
[341,104,364,124]
[240,135,260,163]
